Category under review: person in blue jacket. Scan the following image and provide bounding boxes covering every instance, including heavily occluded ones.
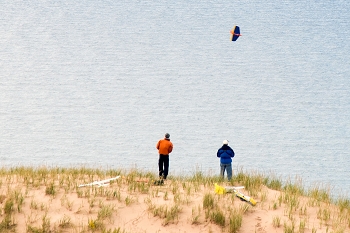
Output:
[217,140,235,181]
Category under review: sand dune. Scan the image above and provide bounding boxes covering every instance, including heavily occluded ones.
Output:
[0,167,349,233]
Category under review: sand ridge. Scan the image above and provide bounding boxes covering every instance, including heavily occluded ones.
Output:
[0,168,349,232]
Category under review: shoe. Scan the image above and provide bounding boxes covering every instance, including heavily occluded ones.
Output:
[153,179,164,186]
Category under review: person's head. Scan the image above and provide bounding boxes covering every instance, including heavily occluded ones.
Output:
[165,133,170,139]
[223,139,229,145]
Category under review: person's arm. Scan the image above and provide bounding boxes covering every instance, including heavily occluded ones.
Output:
[168,142,173,153]
[230,148,235,157]
[156,140,160,150]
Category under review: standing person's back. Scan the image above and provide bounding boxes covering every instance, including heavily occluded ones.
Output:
[217,140,235,181]
[156,133,173,180]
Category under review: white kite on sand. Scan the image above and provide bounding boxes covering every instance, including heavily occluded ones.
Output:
[78,176,120,187]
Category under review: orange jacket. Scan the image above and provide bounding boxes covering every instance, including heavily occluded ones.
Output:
[156,139,173,155]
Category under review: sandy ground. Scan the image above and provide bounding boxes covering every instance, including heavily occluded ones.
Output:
[0,174,349,233]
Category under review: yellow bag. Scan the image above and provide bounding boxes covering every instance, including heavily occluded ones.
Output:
[214,183,226,194]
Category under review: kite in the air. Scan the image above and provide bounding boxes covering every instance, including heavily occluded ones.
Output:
[230,26,241,41]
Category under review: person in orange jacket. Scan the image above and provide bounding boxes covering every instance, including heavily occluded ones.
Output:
[156,133,173,180]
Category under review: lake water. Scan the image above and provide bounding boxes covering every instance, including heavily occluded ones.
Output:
[1,1,349,197]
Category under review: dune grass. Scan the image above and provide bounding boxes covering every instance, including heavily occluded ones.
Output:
[0,166,348,232]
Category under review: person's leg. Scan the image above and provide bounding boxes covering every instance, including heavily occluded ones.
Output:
[220,163,226,179]
[227,163,232,181]
[163,155,169,179]
[158,155,164,178]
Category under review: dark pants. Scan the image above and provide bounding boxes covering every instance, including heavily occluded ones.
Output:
[158,154,169,179]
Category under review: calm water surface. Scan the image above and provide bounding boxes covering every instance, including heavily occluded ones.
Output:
[0,1,349,197]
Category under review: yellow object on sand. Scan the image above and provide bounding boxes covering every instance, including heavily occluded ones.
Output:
[235,191,257,206]
[214,183,257,206]
[249,197,257,206]
[214,183,226,194]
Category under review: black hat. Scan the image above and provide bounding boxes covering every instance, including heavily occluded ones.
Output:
[165,133,170,139]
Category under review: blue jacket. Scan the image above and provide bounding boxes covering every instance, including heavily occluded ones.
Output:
[217,145,235,164]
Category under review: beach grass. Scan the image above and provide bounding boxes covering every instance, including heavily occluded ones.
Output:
[0,166,348,232]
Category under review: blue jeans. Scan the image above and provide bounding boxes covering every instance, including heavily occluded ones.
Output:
[220,163,232,181]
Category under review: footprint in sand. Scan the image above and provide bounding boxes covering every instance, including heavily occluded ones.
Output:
[255,217,266,232]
